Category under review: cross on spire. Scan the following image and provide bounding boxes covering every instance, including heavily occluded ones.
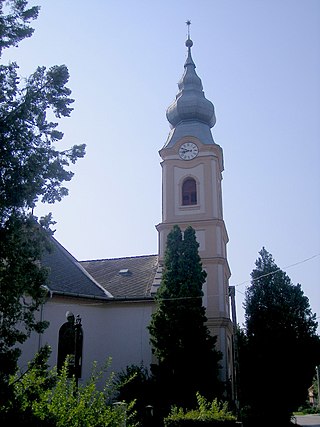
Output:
[186,20,191,39]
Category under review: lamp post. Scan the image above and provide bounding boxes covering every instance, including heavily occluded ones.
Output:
[74,314,83,388]
[57,311,83,386]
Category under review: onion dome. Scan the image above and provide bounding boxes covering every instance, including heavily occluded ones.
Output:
[166,37,216,129]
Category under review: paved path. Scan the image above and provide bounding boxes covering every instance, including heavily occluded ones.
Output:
[294,415,320,426]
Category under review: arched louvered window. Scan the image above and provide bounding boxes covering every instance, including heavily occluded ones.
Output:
[182,178,197,206]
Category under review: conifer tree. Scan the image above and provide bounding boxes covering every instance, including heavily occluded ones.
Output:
[148,225,222,409]
[239,247,320,426]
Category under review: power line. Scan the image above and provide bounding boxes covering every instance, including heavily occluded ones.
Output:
[235,253,320,288]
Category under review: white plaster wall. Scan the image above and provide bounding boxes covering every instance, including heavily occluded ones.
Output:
[202,275,208,309]
[18,298,154,383]
[217,264,225,313]
[210,159,218,218]
[215,226,222,256]
[195,229,206,252]
[162,162,168,221]
[219,327,227,383]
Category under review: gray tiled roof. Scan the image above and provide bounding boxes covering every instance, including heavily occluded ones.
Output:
[41,238,111,299]
[164,120,215,148]
[80,255,159,298]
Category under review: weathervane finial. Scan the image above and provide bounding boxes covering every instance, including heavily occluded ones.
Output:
[185,20,193,49]
[186,20,191,39]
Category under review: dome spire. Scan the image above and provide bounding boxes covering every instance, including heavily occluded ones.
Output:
[185,20,195,67]
[165,22,216,143]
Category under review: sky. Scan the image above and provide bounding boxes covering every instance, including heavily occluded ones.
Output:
[3,0,320,330]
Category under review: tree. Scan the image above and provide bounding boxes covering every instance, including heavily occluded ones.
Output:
[0,0,85,405]
[113,364,153,426]
[0,0,40,55]
[148,225,222,410]
[238,248,320,426]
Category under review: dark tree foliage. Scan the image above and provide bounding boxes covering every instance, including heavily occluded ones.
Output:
[1,345,56,427]
[148,225,222,411]
[113,364,153,426]
[238,248,320,426]
[0,0,40,55]
[0,61,83,215]
[0,0,85,407]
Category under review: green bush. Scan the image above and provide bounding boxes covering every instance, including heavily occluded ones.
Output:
[0,345,56,426]
[296,402,320,415]
[164,393,237,427]
[32,359,137,427]
[164,421,239,427]
[3,349,138,427]
[113,363,153,426]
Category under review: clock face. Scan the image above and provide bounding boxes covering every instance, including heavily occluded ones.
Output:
[179,142,199,160]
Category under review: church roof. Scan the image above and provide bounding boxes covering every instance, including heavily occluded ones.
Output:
[41,237,159,301]
[41,237,112,299]
[80,255,159,299]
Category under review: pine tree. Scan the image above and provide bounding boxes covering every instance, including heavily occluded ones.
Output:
[239,247,320,426]
[148,225,222,409]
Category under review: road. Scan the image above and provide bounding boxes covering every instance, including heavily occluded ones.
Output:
[294,415,320,426]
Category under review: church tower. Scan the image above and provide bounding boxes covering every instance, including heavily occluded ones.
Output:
[156,30,234,385]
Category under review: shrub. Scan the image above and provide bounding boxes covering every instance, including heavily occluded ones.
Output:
[0,345,56,426]
[32,358,136,427]
[3,349,137,427]
[113,363,153,425]
[164,392,237,427]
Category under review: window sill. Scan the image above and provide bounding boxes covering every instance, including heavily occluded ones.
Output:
[179,204,200,211]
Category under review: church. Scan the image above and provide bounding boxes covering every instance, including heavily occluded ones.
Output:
[19,32,235,396]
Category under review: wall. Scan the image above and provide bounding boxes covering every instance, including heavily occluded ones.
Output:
[18,296,154,384]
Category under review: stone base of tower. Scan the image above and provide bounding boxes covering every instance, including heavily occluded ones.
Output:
[206,316,234,396]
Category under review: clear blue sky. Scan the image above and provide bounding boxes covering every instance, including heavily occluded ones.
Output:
[3,0,320,329]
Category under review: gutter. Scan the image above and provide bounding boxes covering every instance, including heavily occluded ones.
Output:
[50,290,155,303]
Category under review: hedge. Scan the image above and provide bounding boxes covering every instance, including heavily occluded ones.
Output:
[164,420,242,427]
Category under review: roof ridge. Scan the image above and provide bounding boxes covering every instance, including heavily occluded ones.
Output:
[80,254,158,263]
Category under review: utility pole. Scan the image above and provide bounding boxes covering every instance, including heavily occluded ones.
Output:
[229,286,239,409]
[317,365,320,408]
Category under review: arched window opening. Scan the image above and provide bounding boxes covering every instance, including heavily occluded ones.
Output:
[182,178,197,205]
